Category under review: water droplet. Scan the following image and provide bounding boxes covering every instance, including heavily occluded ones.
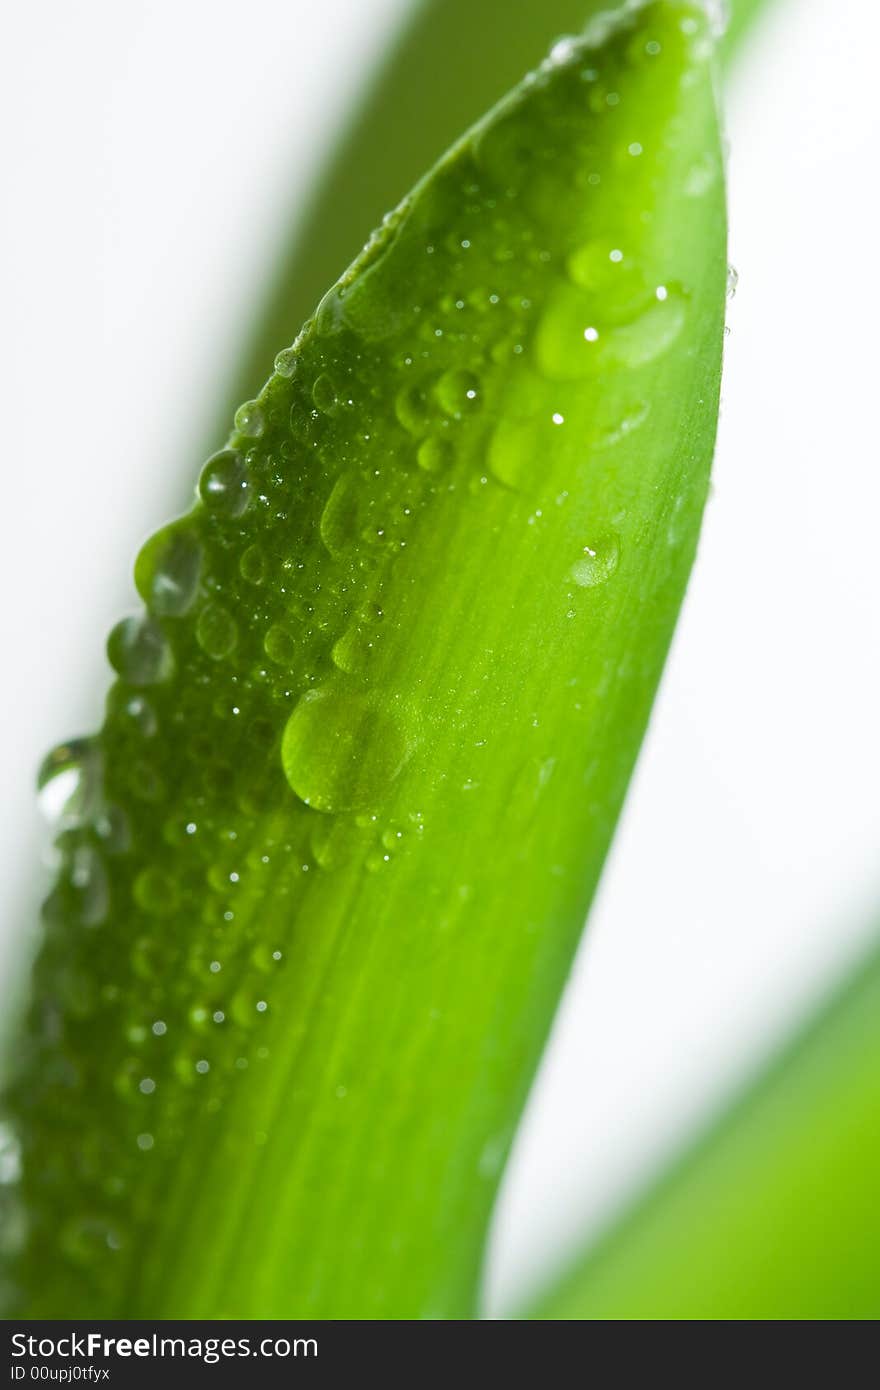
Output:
[435,369,481,417]
[281,688,414,813]
[320,475,359,558]
[61,844,109,927]
[570,531,620,587]
[240,543,267,584]
[312,373,340,415]
[196,603,238,660]
[273,346,298,378]
[136,1133,154,1151]
[726,263,738,299]
[198,450,250,517]
[395,379,439,435]
[331,603,383,674]
[535,282,686,379]
[417,436,453,473]
[108,615,173,686]
[234,400,264,438]
[488,410,560,491]
[37,738,99,825]
[135,524,202,616]
[133,867,179,915]
[264,624,297,667]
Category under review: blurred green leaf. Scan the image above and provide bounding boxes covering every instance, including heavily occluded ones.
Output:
[528,939,880,1319]
[3,2,725,1319]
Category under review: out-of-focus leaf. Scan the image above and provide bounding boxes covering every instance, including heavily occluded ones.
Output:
[528,939,880,1319]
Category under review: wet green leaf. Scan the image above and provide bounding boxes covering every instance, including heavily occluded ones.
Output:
[3,2,725,1318]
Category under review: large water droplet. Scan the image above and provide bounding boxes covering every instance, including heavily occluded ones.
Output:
[234,400,265,438]
[107,616,173,686]
[135,524,202,616]
[535,282,686,379]
[199,450,250,517]
[281,688,414,813]
[273,346,298,379]
[37,739,99,825]
[570,530,620,587]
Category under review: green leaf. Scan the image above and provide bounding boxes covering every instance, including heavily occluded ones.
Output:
[220,0,755,428]
[526,938,880,1319]
[3,2,725,1319]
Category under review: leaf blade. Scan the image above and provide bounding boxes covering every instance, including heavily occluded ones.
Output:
[4,1,726,1319]
[526,938,880,1320]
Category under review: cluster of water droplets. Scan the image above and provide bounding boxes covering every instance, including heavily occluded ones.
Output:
[3,2,721,1313]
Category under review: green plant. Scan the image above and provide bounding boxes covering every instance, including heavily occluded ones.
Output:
[528,936,880,1319]
[3,1,728,1319]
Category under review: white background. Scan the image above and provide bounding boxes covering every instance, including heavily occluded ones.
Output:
[2,0,878,1316]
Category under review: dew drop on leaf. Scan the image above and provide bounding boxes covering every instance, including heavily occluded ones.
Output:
[196,603,238,660]
[233,401,265,438]
[135,525,202,616]
[239,543,268,584]
[416,436,453,473]
[331,603,384,674]
[37,738,99,825]
[198,450,250,517]
[570,530,620,588]
[281,688,413,813]
[395,379,438,435]
[312,373,340,416]
[107,616,173,686]
[435,369,481,417]
[320,476,359,558]
[536,281,686,379]
[273,346,298,379]
[264,624,297,667]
